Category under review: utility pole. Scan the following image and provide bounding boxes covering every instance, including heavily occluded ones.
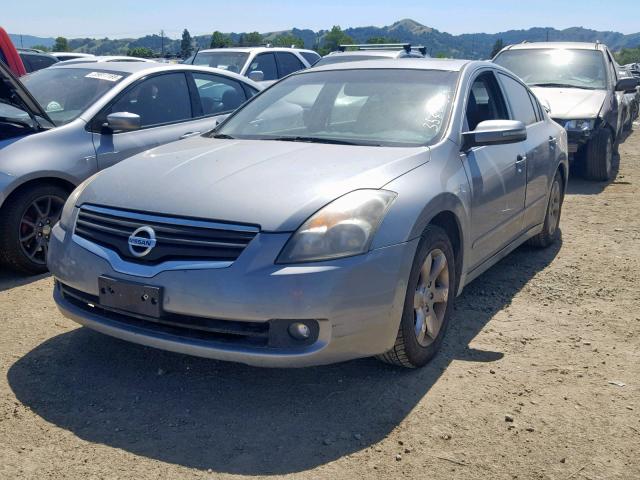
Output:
[20,35,23,48]
[160,29,165,58]
[546,28,549,42]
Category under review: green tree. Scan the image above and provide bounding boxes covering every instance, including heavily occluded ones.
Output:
[30,44,50,52]
[209,31,231,48]
[320,26,353,55]
[615,47,640,65]
[366,36,399,44]
[238,31,263,46]
[53,37,69,52]
[435,52,447,59]
[180,29,193,58]
[490,39,504,58]
[127,46,154,58]
[272,34,304,48]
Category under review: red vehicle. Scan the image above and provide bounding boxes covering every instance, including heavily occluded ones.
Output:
[0,27,26,76]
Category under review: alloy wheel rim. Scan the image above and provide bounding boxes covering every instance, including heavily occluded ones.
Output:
[18,195,65,265]
[413,248,449,347]
[548,180,561,236]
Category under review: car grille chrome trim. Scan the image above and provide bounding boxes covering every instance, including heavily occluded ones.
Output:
[72,234,234,278]
[72,204,259,275]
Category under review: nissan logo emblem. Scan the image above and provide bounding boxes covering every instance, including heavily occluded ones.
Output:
[127,226,157,257]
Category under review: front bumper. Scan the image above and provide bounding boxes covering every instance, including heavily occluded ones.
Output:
[48,223,418,367]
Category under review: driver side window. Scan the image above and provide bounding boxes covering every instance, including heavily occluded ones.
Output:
[466,72,509,131]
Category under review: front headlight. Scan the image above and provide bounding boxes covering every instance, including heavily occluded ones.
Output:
[58,176,94,230]
[563,119,596,131]
[277,189,397,264]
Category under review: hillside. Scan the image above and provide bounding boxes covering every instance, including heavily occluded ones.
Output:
[10,19,640,58]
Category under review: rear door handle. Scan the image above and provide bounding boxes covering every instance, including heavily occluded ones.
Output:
[180,131,201,139]
[549,136,557,144]
[516,154,527,163]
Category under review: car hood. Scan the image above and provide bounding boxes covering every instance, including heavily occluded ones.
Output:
[0,60,53,124]
[530,87,607,119]
[78,137,429,232]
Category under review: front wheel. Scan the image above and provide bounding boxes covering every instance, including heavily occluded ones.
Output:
[0,184,68,274]
[377,225,456,368]
[584,128,613,181]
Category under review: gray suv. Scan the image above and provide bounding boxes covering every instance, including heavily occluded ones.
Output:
[49,59,568,368]
[494,41,639,181]
[0,61,260,273]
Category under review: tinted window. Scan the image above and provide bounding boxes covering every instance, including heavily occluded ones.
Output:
[276,52,305,76]
[498,74,538,125]
[190,52,249,74]
[22,67,128,126]
[494,49,607,90]
[106,73,191,128]
[28,54,57,72]
[528,91,543,121]
[466,72,509,130]
[192,72,247,116]
[247,53,278,81]
[20,55,34,73]
[300,51,321,66]
[218,69,458,147]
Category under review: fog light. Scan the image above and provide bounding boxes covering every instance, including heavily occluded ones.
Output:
[288,322,311,340]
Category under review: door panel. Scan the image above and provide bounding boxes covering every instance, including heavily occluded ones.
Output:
[464,71,527,270]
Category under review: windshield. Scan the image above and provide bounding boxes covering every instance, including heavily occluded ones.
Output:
[216,69,458,147]
[190,52,249,74]
[494,49,607,90]
[22,68,128,125]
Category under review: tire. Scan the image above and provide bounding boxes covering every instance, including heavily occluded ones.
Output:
[0,184,68,275]
[528,171,564,248]
[584,128,613,181]
[377,225,456,368]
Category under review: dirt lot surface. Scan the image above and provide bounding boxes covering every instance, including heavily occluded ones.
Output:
[1,128,640,480]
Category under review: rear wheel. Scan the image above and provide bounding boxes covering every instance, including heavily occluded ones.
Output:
[528,171,564,248]
[584,128,613,181]
[0,184,67,274]
[377,226,456,368]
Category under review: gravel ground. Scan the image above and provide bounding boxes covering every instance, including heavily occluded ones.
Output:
[1,127,639,480]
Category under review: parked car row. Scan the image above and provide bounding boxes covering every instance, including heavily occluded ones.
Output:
[1,34,637,369]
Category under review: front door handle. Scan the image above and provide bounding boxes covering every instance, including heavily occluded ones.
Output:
[180,131,201,139]
[515,154,526,173]
[549,136,557,145]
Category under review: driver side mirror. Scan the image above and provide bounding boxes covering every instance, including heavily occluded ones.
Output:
[248,70,264,82]
[462,120,527,150]
[616,77,639,93]
[104,112,141,132]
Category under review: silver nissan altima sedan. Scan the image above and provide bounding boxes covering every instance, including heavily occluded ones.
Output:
[0,61,261,273]
[48,59,568,368]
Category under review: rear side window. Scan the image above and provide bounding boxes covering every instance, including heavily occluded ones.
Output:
[105,72,192,129]
[276,52,305,76]
[20,55,34,73]
[498,73,538,125]
[247,53,278,81]
[28,55,57,72]
[192,72,247,116]
[528,92,544,121]
[300,51,321,66]
[466,72,509,130]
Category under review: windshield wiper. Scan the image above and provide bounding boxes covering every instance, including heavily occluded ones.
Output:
[268,136,379,146]
[531,82,597,90]
[211,133,236,139]
[0,116,37,131]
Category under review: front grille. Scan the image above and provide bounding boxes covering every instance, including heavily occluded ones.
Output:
[74,204,259,264]
[59,282,271,347]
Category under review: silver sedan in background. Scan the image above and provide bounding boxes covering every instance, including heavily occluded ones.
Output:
[0,61,261,273]
[49,59,568,368]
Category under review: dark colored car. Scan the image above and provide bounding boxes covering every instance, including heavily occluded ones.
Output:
[18,48,59,73]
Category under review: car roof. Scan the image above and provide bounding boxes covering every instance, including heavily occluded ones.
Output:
[307,58,472,73]
[504,41,605,51]
[197,47,316,54]
[47,61,261,88]
[325,50,405,58]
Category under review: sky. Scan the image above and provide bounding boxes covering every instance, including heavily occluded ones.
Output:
[4,0,640,39]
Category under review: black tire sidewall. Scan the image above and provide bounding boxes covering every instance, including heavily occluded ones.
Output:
[399,226,456,367]
[0,184,68,274]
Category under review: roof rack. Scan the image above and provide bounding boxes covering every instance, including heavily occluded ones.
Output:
[338,43,427,55]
